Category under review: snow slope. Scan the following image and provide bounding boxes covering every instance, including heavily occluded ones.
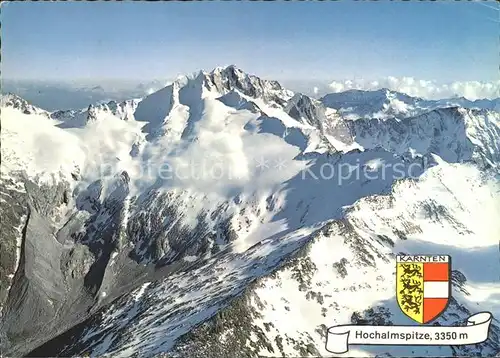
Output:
[230,162,500,358]
[1,107,85,183]
[36,162,500,358]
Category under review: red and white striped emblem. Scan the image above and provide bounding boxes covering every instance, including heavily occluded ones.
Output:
[396,255,451,324]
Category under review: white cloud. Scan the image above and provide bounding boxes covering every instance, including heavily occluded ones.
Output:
[327,77,500,100]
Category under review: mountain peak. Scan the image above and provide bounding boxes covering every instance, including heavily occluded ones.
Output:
[0,93,47,115]
[210,64,243,75]
[1,92,30,106]
[201,65,293,107]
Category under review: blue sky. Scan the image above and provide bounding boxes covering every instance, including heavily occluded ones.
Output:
[2,1,498,82]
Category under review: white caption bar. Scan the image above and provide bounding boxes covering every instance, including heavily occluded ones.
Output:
[326,312,493,354]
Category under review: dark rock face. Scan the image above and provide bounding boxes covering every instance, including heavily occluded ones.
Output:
[0,176,73,308]
[0,178,29,307]
[61,245,95,281]
[0,172,128,355]
[0,170,243,356]
[204,65,292,107]
[3,206,67,348]
[0,175,91,355]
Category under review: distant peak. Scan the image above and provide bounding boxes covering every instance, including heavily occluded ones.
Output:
[1,92,25,102]
[0,93,47,115]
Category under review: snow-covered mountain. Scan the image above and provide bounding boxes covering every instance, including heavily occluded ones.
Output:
[50,98,141,128]
[0,93,50,117]
[321,88,500,120]
[1,67,499,357]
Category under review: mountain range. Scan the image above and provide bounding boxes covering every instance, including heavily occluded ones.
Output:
[1,65,499,357]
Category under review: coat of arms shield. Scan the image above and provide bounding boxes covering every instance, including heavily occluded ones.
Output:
[396,255,451,324]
